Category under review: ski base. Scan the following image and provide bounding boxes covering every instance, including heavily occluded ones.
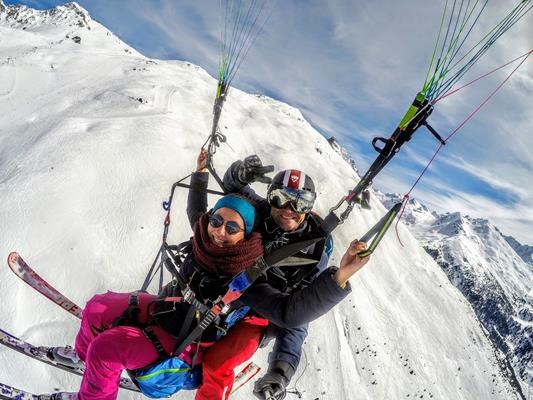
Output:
[7,252,83,319]
[231,362,261,394]
[0,328,138,392]
[0,382,45,399]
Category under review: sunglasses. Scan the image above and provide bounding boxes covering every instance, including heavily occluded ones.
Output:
[208,213,245,235]
[267,186,316,214]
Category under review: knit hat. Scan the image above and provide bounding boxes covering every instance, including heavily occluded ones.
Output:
[212,195,256,235]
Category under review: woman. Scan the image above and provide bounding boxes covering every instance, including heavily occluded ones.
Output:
[51,194,264,400]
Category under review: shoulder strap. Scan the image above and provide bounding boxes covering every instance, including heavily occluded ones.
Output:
[171,256,270,357]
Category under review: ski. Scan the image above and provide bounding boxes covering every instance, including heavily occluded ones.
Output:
[7,252,83,319]
[0,327,138,392]
[0,382,43,399]
[231,362,261,394]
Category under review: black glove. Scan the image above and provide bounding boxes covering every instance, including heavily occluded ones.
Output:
[253,371,287,400]
[234,155,274,185]
[253,361,295,400]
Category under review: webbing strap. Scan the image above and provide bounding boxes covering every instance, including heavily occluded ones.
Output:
[142,326,167,360]
[171,257,270,357]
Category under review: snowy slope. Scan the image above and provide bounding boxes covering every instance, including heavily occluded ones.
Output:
[503,235,533,266]
[0,2,526,399]
[380,192,533,394]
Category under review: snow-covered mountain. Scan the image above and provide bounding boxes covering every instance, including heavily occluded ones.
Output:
[379,192,533,393]
[503,234,533,266]
[327,136,359,175]
[0,2,529,399]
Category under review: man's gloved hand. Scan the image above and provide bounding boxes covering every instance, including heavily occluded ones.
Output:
[233,155,274,185]
[253,371,287,400]
[253,361,294,400]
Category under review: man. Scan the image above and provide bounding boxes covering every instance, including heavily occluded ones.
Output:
[220,154,335,400]
[45,151,367,400]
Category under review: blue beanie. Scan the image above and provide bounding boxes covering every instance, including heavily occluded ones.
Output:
[212,195,256,235]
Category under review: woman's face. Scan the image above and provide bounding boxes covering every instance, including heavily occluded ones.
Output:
[207,207,246,247]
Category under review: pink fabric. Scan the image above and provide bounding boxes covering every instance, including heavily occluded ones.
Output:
[74,291,180,400]
[195,315,269,400]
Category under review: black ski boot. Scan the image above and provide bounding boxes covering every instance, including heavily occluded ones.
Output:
[49,392,78,400]
[253,360,295,400]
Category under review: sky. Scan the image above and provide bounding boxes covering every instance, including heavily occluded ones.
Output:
[4,0,533,244]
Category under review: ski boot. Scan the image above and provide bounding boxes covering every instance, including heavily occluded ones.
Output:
[45,346,84,368]
[49,392,78,400]
[253,360,295,400]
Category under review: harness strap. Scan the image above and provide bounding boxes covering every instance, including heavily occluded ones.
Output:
[171,256,270,357]
[142,326,167,360]
[112,292,141,328]
[174,306,197,352]
[113,293,169,360]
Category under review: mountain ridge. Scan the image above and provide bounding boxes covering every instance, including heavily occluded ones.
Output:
[378,192,533,391]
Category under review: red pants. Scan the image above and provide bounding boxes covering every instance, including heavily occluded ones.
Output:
[195,315,269,400]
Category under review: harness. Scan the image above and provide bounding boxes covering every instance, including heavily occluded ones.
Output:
[115,242,271,363]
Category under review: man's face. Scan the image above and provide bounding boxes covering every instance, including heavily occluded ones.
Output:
[270,205,306,232]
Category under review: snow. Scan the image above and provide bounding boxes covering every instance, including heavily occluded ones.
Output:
[0,2,527,399]
[378,192,533,393]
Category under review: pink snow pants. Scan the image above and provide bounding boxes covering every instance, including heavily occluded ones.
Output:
[74,291,179,400]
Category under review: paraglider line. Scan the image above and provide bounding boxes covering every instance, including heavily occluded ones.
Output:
[396,48,530,244]
[434,49,532,102]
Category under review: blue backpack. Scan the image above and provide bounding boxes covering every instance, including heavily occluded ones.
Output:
[129,355,201,398]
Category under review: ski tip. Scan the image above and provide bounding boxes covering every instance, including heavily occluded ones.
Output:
[7,252,20,265]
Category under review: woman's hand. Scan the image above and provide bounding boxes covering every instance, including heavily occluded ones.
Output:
[334,240,370,288]
[196,148,208,172]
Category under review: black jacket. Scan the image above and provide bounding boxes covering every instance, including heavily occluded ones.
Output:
[184,172,351,328]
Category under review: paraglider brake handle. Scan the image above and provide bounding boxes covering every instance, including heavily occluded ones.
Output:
[421,121,446,145]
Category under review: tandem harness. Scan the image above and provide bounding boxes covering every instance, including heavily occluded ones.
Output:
[114,242,272,396]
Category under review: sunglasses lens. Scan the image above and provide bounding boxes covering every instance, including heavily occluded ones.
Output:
[209,214,224,228]
[268,187,315,213]
[209,213,244,235]
[225,221,242,235]
[270,194,284,209]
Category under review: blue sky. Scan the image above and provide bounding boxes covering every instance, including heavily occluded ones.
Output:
[5,0,533,244]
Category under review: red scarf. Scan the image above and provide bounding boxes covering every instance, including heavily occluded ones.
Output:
[192,213,264,275]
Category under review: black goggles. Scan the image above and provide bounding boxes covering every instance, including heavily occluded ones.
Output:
[208,213,245,235]
[267,187,316,214]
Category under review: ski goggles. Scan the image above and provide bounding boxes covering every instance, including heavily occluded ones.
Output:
[267,186,316,214]
[208,213,245,235]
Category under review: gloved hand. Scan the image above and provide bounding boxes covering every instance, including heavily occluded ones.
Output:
[253,371,287,400]
[233,155,274,185]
